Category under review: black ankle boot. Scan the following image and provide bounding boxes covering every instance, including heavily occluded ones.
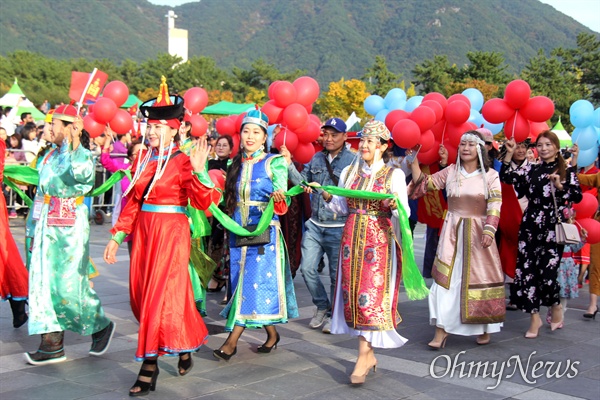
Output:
[24,331,66,365]
[8,298,28,328]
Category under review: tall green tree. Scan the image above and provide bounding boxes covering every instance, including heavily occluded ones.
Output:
[229,59,304,101]
[457,51,511,86]
[362,55,402,96]
[412,55,458,95]
[554,33,600,104]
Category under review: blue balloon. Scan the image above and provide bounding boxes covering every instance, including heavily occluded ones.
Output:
[386,98,406,111]
[570,100,594,128]
[404,96,423,112]
[577,145,599,168]
[364,95,386,116]
[484,121,504,135]
[469,109,483,125]
[572,126,599,150]
[462,88,484,112]
[375,109,390,123]
[384,88,407,110]
[594,108,600,129]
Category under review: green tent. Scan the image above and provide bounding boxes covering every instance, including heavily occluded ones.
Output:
[202,101,255,115]
[0,79,46,121]
[551,118,572,148]
[122,94,142,109]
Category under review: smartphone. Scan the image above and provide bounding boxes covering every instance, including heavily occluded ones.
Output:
[405,144,422,164]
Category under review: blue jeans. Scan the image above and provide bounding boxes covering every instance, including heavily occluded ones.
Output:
[300,221,343,311]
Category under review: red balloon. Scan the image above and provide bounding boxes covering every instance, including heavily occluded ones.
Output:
[446,122,474,148]
[504,111,530,142]
[447,94,471,108]
[230,133,240,158]
[235,112,247,133]
[313,142,324,153]
[282,103,309,131]
[83,114,106,138]
[431,120,446,141]
[109,109,133,134]
[304,103,313,114]
[385,110,410,131]
[183,87,209,114]
[190,114,208,137]
[293,141,315,164]
[417,142,441,165]
[261,101,283,126]
[504,79,531,109]
[482,98,515,124]
[442,141,458,165]
[423,92,447,110]
[296,121,321,144]
[215,117,236,135]
[578,218,600,244]
[208,169,225,190]
[392,119,420,148]
[520,96,555,123]
[445,101,470,125]
[529,121,549,140]
[93,97,118,124]
[308,114,321,126]
[273,128,299,152]
[418,130,435,152]
[293,76,320,107]
[272,81,297,108]
[103,81,129,107]
[574,193,598,220]
[410,106,436,132]
[268,81,283,99]
[421,100,444,122]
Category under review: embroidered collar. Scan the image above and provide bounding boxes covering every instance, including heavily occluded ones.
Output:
[242,148,264,162]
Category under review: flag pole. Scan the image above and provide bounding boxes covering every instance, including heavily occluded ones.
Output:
[77,68,98,115]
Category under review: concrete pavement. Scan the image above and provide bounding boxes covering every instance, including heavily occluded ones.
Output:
[1,219,599,399]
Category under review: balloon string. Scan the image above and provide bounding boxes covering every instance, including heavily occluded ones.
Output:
[441,121,447,144]
[511,109,518,140]
[283,127,287,147]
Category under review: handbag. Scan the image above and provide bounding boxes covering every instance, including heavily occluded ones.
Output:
[551,185,581,245]
[233,224,270,248]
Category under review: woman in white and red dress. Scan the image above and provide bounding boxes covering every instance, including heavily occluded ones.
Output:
[104,77,215,397]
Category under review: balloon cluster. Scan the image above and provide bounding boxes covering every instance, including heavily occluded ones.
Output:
[574,193,600,244]
[215,77,322,163]
[482,79,554,142]
[84,81,132,138]
[183,87,209,137]
[570,100,600,167]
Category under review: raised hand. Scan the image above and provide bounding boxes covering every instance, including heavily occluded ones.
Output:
[280,145,292,165]
[190,135,210,173]
[439,144,448,165]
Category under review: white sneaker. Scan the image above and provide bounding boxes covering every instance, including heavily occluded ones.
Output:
[321,317,331,334]
[309,308,328,329]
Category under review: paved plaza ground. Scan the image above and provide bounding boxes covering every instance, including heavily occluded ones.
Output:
[1,219,599,399]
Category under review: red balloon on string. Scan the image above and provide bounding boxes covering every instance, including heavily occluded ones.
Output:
[103,81,129,107]
[504,80,531,109]
[308,114,321,126]
[392,119,420,148]
[417,143,441,165]
[190,114,208,137]
[282,103,309,131]
[293,76,320,107]
[447,93,471,108]
[93,97,118,124]
[230,133,240,158]
[272,81,297,108]
[574,193,598,220]
[183,87,209,114]
[385,110,410,131]
[83,114,106,138]
[529,121,549,140]
[215,117,236,135]
[304,103,313,114]
[268,81,283,99]
[419,129,435,152]
[410,106,436,132]
[504,112,530,142]
[297,121,321,144]
[445,101,470,125]
[293,141,315,164]
[482,98,515,124]
[443,142,458,165]
[273,128,299,152]
[520,96,555,123]
[261,101,283,126]
[421,100,444,122]
[431,120,446,141]
[578,218,600,244]
[423,92,448,110]
[235,112,247,133]
[109,109,133,134]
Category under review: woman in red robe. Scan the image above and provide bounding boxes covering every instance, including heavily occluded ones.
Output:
[104,77,216,397]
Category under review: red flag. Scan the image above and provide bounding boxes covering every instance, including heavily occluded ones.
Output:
[129,102,138,116]
[69,70,108,102]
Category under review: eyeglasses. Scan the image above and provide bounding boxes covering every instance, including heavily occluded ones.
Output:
[215,144,230,148]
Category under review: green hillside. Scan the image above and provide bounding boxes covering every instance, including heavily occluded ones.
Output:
[0,0,596,85]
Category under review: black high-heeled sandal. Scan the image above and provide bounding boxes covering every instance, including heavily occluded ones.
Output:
[257,332,280,353]
[213,346,237,361]
[129,359,159,397]
[583,307,598,320]
[178,352,194,376]
[207,279,226,293]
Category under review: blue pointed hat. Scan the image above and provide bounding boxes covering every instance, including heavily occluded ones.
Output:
[241,107,269,132]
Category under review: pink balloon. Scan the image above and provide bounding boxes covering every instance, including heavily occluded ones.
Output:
[520,96,555,122]
[103,81,129,107]
[392,119,420,148]
[293,141,315,164]
[578,218,600,244]
[93,97,118,124]
[189,114,208,137]
[504,80,531,109]
[272,81,297,108]
[215,117,236,135]
[183,87,208,114]
[385,110,410,131]
[282,103,309,131]
[445,101,470,125]
[482,98,515,124]
[293,76,320,107]
[504,112,530,142]
[273,128,299,152]
[83,114,106,138]
[410,106,436,132]
[109,109,133,135]
[574,193,598,220]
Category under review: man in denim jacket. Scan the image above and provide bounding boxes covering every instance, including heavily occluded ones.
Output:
[281,118,356,333]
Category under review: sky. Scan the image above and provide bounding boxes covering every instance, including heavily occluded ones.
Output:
[148,0,599,33]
